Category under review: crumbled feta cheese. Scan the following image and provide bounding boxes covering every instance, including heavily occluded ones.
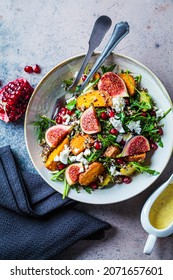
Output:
[109,117,125,133]
[109,165,121,176]
[112,96,126,113]
[69,155,77,162]
[63,114,71,125]
[79,166,84,173]
[155,108,164,118]
[116,134,123,143]
[98,175,104,183]
[127,120,141,134]
[76,152,88,165]
[54,145,70,164]
[83,148,91,156]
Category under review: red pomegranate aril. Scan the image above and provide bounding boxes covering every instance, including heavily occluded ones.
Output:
[82,74,87,82]
[116,158,125,165]
[108,110,115,118]
[94,141,102,150]
[90,183,98,189]
[100,112,108,120]
[0,78,34,122]
[60,107,67,115]
[33,64,41,74]
[67,109,74,116]
[57,163,66,170]
[122,176,132,184]
[150,141,158,150]
[24,65,33,73]
[120,139,126,146]
[56,115,63,124]
[150,110,156,117]
[141,112,147,117]
[158,127,163,135]
[110,128,118,135]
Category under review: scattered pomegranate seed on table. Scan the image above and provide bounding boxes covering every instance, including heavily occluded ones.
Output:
[33,64,41,74]
[24,65,33,73]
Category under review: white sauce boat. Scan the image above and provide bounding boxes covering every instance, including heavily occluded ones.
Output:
[141,173,173,254]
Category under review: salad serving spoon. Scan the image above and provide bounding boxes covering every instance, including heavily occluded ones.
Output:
[52,20,129,119]
[51,15,112,119]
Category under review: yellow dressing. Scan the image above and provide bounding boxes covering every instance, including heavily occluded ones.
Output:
[149,183,173,229]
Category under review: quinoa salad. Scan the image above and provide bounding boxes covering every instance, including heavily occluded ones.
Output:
[33,64,171,198]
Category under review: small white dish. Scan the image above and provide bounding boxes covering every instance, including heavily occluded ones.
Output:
[141,173,173,254]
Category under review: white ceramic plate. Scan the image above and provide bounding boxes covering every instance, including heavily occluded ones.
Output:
[24,53,173,204]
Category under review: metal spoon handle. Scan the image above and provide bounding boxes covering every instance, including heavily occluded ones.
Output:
[79,21,129,92]
[68,15,112,92]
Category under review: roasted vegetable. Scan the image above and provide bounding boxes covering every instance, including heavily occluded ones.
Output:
[119,73,136,96]
[104,145,121,158]
[79,162,104,186]
[127,153,146,163]
[45,137,69,171]
[76,90,112,109]
[120,163,136,176]
[70,134,93,155]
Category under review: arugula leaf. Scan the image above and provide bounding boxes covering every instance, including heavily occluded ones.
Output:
[66,99,77,110]
[101,64,116,74]
[33,115,56,142]
[82,78,100,93]
[84,186,92,194]
[130,162,160,175]
[62,178,70,199]
[50,168,66,181]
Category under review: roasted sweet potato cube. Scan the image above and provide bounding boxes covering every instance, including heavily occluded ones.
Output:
[79,162,104,186]
[127,153,146,163]
[104,145,121,158]
[76,90,112,109]
[119,73,136,96]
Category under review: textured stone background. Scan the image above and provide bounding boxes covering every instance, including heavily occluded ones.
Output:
[0,0,173,259]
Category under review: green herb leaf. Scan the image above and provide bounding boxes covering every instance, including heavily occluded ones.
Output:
[62,178,70,199]
[66,99,77,110]
[33,115,56,142]
[101,64,116,74]
[84,186,92,194]
[50,168,66,181]
[131,162,160,175]
[82,78,100,93]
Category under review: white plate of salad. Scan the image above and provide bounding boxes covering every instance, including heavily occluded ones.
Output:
[24,52,173,204]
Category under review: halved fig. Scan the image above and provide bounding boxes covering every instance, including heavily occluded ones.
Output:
[80,105,101,134]
[120,135,150,157]
[45,124,73,148]
[98,72,129,97]
[65,163,84,185]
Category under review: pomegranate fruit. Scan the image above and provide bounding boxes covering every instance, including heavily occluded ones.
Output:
[0,78,34,122]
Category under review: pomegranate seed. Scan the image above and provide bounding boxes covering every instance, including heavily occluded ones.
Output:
[24,65,33,73]
[124,98,130,106]
[141,112,147,117]
[108,110,115,118]
[94,141,102,150]
[120,139,126,146]
[150,141,158,150]
[158,127,163,135]
[67,109,74,116]
[0,78,34,122]
[82,74,87,82]
[56,115,63,124]
[100,112,108,120]
[33,64,41,74]
[122,176,132,184]
[57,163,66,170]
[116,158,125,165]
[110,128,118,135]
[150,110,156,117]
[90,183,98,189]
[59,107,67,115]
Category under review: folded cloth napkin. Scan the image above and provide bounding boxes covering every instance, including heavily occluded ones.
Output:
[0,146,110,260]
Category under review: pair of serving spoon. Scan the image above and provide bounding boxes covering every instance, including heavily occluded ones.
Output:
[52,16,129,118]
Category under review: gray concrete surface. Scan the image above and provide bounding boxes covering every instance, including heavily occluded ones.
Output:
[0,0,173,259]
